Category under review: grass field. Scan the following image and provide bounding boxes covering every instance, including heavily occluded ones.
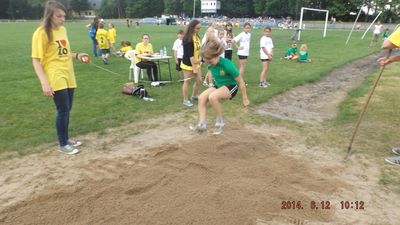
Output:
[0,20,387,155]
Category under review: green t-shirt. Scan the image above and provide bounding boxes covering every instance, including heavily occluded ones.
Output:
[208,57,239,87]
[383,31,389,39]
[285,47,297,56]
[299,51,308,61]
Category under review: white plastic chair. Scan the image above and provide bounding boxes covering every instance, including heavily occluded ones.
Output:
[124,50,145,83]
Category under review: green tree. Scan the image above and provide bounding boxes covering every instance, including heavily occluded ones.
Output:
[99,0,127,18]
[220,0,254,17]
[70,0,90,13]
[7,0,31,19]
[253,0,267,16]
[0,0,10,19]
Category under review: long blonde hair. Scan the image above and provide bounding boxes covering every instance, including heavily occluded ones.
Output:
[300,44,308,51]
[42,1,67,42]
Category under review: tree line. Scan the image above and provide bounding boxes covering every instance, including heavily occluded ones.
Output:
[1,0,400,23]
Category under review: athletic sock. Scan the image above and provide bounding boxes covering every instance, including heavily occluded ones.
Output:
[216,116,224,125]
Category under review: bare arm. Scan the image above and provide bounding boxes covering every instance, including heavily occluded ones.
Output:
[382,39,398,50]
[262,47,273,60]
[235,75,249,107]
[32,58,54,97]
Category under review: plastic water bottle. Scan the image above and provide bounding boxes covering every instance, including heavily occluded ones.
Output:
[163,46,167,56]
[160,48,164,56]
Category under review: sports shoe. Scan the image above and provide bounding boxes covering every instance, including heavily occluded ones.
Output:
[203,81,209,87]
[384,156,400,165]
[183,100,193,107]
[102,58,108,64]
[212,123,225,135]
[189,123,207,133]
[67,140,82,147]
[59,144,80,155]
[259,81,268,88]
[392,147,400,155]
[191,96,198,101]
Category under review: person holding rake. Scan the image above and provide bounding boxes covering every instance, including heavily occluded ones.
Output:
[378,26,400,165]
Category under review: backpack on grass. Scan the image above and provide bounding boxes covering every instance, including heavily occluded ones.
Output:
[122,83,148,99]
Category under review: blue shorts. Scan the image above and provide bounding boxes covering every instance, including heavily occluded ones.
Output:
[99,49,110,55]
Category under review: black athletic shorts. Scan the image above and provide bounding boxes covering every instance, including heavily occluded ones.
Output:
[175,58,182,71]
[215,84,238,99]
[238,55,248,60]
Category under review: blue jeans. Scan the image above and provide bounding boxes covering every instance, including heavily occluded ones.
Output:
[91,37,98,57]
[53,88,74,146]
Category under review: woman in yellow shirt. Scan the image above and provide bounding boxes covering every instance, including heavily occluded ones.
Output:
[181,20,202,107]
[32,1,89,155]
[135,34,158,81]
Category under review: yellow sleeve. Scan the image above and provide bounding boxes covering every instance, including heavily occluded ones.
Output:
[32,28,47,59]
[388,28,400,47]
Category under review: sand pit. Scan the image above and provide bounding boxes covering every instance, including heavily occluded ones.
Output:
[1,52,400,224]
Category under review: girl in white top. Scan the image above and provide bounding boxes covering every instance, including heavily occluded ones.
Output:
[201,21,219,46]
[370,21,383,47]
[218,30,227,58]
[233,22,251,80]
[259,27,274,88]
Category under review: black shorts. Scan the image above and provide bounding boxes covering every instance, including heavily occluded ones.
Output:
[261,59,270,62]
[215,84,239,99]
[175,58,182,71]
[224,50,233,60]
[238,55,248,60]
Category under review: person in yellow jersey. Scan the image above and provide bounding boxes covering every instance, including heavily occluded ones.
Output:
[135,34,158,81]
[117,40,133,57]
[108,23,117,55]
[32,1,89,155]
[378,7,400,165]
[96,23,111,64]
[180,20,202,107]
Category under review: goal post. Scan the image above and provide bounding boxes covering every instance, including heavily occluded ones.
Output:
[298,7,329,41]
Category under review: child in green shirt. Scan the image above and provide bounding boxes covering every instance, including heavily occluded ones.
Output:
[284,41,298,60]
[297,44,311,63]
[190,37,249,135]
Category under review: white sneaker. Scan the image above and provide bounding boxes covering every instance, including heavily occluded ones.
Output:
[392,147,400,155]
[59,145,80,155]
[67,140,82,147]
[213,123,225,135]
[384,156,400,165]
[189,123,207,133]
[183,100,193,107]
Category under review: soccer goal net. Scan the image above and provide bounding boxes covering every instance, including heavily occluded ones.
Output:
[298,7,329,41]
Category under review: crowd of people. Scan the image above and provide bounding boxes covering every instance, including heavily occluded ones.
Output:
[32,1,399,166]
[30,0,318,155]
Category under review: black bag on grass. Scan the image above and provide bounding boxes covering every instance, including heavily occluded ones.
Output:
[132,85,148,99]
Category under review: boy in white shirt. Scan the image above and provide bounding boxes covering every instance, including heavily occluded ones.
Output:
[172,30,184,80]
[259,27,274,88]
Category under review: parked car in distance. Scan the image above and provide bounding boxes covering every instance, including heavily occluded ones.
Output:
[139,17,160,24]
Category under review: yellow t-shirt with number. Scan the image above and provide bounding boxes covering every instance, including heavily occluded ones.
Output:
[388,28,400,47]
[96,28,110,49]
[135,42,153,63]
[108,28,117,44]
[32,26,76,91]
